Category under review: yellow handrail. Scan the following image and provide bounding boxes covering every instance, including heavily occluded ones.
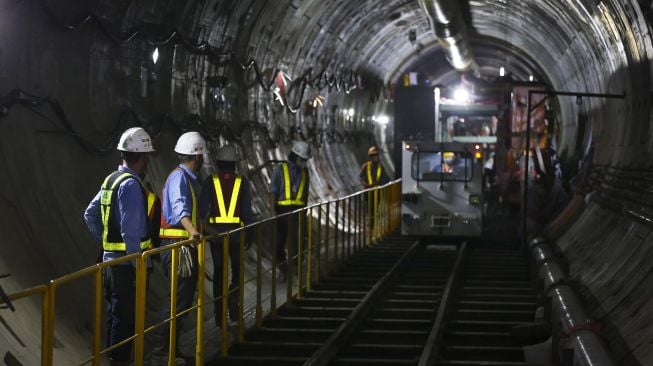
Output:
[0,181,402,366]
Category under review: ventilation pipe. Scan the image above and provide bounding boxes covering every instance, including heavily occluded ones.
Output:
[418,0,476,73]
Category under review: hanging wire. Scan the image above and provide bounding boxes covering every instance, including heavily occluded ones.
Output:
[37,0,385,113]
[37,0,380,101]
[0,88,375,153]
[5,2,381,150]
[38,0,233,58]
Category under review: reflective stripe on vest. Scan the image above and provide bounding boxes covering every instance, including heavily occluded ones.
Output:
[144,191,156,249]
[209,175,242,224]
[147,191,156,219]
[159,168,198,238]
[277,162,307,206]
[366,161,382,187]
[101,172,152,252]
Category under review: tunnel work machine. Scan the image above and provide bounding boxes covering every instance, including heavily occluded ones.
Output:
[397,80,517,239]
[396,80,625,241]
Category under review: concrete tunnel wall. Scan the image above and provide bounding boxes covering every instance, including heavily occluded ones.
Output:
[1,0,653,365]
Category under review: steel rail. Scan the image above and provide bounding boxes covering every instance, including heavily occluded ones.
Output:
[303,239,423,366]
[418,241,468,366]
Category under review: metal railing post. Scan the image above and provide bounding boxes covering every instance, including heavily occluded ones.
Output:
[325,202,330,275]
[168,247,179,365]
[306,207,313,292]
[374,189,379,241]
[297,211,303,299]
[383,187,388,237]
[44,283,55,366]
[356,194,361,251]
[92,269,103,366]
[287,213,294,304]
[238,230,246,342]
[271,221,277,318]
[334,199,340,267]
[195,238,206,364]
[134,257,147,366]
[256,226,263,327]
[367,191,373,246]
[221,235,229,357]
[316,204,322,280]
[347,197,352,258]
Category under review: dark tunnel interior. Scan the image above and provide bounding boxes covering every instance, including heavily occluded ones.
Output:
[1,0,653,364]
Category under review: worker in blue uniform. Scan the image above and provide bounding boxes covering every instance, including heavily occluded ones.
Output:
[83,127,155,365]
[269,141,311,280]
[157,131,206,357]
[199,145,254,327]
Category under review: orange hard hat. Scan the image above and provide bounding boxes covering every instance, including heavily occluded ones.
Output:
[368,146,379,156]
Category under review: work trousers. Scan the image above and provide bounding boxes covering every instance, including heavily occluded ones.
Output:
[275,206,303,275]
[158,239,198,347]
[209,225,241,326]
[366,190,380,234]
[103,265,135,362]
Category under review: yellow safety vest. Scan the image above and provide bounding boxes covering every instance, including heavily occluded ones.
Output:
[367,161,382,187]
[209,174,243,224]
[159,169,198,238]
[146,191,156,219]
[277,162,308,206]
[100,171,152,252]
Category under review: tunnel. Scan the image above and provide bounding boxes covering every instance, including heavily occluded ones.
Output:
[0,0,652,365]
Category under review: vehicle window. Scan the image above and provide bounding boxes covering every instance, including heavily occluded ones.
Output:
[411,151,473,181]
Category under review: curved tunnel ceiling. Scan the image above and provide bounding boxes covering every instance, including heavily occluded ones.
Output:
[1,0,653,365]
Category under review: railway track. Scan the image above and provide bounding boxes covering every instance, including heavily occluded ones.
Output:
[435,248,538,365]
[210,239,539,366]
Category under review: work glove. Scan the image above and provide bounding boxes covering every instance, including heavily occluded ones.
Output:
[178,246,194,278]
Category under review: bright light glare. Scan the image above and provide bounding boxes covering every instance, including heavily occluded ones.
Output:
[377,115,389,125]
[453,87,469,102]
[347,108,355,117]
[499,67,505,77]
[529,75,534,81]
[152,48,159,64]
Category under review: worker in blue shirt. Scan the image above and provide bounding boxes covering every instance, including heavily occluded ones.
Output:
[269,141,311,280]
[199,145,254,327]
[83,127,155,365]
[157,131,206,359]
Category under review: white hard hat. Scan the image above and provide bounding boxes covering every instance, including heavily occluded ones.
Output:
[117,127,155,152]
[216,145,238,162]
[174,131,207,155]
[291,140,311,160]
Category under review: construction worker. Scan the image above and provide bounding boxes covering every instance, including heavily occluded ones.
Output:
[83,127,155,365]
[360,146,389,240]
[359,146,389,188]
[199,145,254,327]
[269,141,311,279]
[157,131,206,357]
